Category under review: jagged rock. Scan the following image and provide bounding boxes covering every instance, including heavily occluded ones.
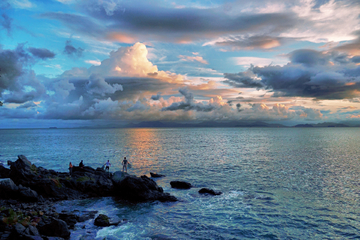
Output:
[3,155,176,203]
[38,218,70,239]
[150,172,165,178]
[115,175,177,202]
[170,181,192,189]
[198,188,222,195]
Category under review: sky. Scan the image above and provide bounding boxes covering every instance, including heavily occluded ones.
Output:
[0,0,360,128]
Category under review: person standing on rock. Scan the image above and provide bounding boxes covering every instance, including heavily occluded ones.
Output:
[69,162,73,175]
[79,160,84,168]
[122,157,128,172]
[104,160,111,172]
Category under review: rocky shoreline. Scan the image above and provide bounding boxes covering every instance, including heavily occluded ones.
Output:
[0,155,177,239]
[0,155,221,239]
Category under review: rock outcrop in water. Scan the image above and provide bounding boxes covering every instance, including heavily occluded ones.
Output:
[0,155,178,240]
[170,181,192,189]
[2,155,177,203]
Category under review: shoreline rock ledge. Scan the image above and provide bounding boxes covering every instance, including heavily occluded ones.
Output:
[1,155,177,203]
[0,155,177,239]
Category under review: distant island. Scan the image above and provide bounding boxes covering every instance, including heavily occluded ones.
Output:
[83,121,360,129]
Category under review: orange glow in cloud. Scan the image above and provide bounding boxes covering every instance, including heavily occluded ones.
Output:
[179,55,208,64]
[108,33,136,43]
[349,115,360,118]
[345,82,356,86]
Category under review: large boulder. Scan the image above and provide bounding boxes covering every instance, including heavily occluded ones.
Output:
[114,175,177,202]
[38,218,70,239]
[170,181,192,189]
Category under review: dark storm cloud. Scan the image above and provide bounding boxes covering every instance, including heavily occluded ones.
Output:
[224,48,360,100]
[64,40,84,57]
[42,2,299,43]
[223,72,264,88]
[0,44,46,103]
[288,49,330,66]
[0,44,32,92]
[162,88,215,112]
[28,47,56,59]
[1,13,12,35]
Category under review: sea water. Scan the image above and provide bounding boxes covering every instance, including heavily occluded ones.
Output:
[1,127,360,239]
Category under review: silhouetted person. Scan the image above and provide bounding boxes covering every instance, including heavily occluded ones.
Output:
[122,157,128,172]
[79,160,84,168]
[69,162,73,175]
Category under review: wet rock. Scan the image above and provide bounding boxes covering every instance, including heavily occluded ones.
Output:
[198,188,222,195]
[170,181,192,189]
[150,172,165,178]
[3,155,175,203]
[38,218,70,239]
[59,212,78,230]
[94,214,110,227]
[78,211,97,222]
[94,214,125,227]
[115,175,177,202]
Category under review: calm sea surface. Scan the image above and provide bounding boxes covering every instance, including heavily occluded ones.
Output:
[1,127,360,239]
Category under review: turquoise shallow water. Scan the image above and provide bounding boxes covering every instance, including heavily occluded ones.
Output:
[1,127,360,239]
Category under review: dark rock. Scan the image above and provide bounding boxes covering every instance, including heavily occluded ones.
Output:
[0,164,10,178]
[198,188,222,195]
[112,171,129,183]
[59,212,78,229]
[27,225,40,236]
[170,181,192,189]
[94,214,125,227]
[94,214,110,227]
[115,175,177,202]
[78,211,97,222]
[12,223,26,235]
[150,172,165,178]
[38,218,70,239]
[2,155,175,204]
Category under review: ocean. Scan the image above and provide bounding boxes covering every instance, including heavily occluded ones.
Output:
[1,127,360,239]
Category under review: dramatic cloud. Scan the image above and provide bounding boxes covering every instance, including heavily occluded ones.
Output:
[162,88,216,112]
[0,44,46,104]
[28,47,56,59]
[64,40,84,57]
[224,48,360,100]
